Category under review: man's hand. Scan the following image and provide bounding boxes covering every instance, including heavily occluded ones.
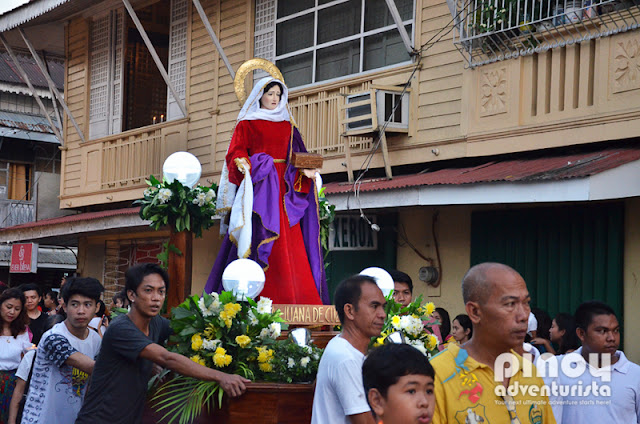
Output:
[217,372,250,398]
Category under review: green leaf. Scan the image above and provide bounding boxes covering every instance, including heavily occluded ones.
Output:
[172,307,195,320]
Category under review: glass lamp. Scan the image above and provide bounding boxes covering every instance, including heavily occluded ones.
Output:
[162,151,202,188]
[360,267,394,296]
[222,258,266,301]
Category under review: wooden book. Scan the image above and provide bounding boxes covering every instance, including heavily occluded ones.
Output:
[291,152,323,169]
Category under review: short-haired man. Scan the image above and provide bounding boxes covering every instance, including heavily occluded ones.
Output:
[363,343,436,424]
[553,300,640,422]
[20,283,48,345]
[311,275,387,424]
[20,277,105,424]
[76,263,249,424]
[390,270,413,308]
[430,262,555,423]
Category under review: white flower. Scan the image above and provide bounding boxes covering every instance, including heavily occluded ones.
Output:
[257,298,272,314]
[313,353,319,360]
[300,356,310,368]
[158,188,172,204]
[287,357,296,368]
[304,346,312,354]
[192,192,207,207]
[198,297,213,317]
[205,190,216,203]
[268,322,281,339]
[258,328,270,340]
[248,310,259,326]
[202,339,221,351]
[410,340,428,356]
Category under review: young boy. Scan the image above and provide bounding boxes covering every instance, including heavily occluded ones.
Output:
[19,277,104,424]
[362,343,435,424]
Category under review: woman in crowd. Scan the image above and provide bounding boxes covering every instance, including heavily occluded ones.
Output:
[433,307,451,343]
[531,312,580,355]
[451,314,473,345]
[0,289,32,424]
[205,77,328,304]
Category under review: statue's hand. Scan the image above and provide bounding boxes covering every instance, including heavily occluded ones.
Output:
[235,158,250,174]
[302,168,319,179]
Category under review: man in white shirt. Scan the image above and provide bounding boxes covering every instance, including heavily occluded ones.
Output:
[555,300,640,422]
[311,274,387,424]
[20,277,104,424]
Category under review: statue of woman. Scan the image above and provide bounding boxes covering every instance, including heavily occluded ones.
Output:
[205,77,328,305]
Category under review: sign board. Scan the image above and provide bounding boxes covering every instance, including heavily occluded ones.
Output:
[275,304,340,326]
[10,243,38,273]
[329,214,378,251]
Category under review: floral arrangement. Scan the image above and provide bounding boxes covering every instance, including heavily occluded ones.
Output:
[151,291,323,423]
[134,175,217,237]
[318,187,335,267]
[264,339,322,384]
[373,294,440,358]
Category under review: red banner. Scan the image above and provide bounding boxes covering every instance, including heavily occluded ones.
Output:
[10,243,38,273]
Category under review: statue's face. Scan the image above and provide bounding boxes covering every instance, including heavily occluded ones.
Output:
[260,85,282,110]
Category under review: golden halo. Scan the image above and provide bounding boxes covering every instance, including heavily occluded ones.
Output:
[234,58,284,106]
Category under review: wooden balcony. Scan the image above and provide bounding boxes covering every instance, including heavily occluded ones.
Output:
[61,118,188,208]
[464,29,640,156]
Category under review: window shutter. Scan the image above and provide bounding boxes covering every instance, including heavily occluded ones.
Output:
[110,9,125,134]
[253,0,276,80]
[167,0,188,120]
[89,15,111,139]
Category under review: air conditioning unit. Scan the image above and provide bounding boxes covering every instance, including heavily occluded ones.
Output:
[376,90,409,131]
[345,92,373,132]
[343,89,409,135]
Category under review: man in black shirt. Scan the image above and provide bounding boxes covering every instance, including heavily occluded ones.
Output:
[21,283,48,345]
[75,263,248,424]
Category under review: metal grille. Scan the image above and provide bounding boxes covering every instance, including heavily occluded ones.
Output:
[254,0,276,80]
[111,9,124,134]
[453,0,640,67]
[167,0,188,120]
[89,15,110,129]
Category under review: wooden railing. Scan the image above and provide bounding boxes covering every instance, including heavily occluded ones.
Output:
[0,200,35,228]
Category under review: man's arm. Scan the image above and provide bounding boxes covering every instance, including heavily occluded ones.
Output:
[348,412,376,424]
[140,343,249,397]
[65,352,95,375]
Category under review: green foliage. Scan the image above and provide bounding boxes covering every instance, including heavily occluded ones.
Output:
[156,241,183,271]
[318,187,336,269]
[133,175,218,238]
[264,339,323,384]
[372,293,441,358]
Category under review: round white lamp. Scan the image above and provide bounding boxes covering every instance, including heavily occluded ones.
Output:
[163,151,202,188]
[222,258,266,300]
[360,267,394,297]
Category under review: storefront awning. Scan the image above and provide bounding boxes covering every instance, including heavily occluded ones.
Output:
[0,207,149,244]
[0,245,76,269]
[324,143,640,210]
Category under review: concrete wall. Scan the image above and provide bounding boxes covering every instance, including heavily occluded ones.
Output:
[35,172,73,220]
[398,200,640,363]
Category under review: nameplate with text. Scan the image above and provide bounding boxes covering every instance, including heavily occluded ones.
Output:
[274,304,340,326]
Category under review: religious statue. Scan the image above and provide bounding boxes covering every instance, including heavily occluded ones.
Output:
[205,59,328,305]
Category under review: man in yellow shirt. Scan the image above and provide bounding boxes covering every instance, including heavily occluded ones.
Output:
[430,263,555,424]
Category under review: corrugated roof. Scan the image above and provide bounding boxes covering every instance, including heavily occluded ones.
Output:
[0,207,140,232]
[0,109,55,133]
[324,145,640,194]
[0,50,63,89]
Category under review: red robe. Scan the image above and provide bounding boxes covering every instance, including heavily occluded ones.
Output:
[226,119,322,305]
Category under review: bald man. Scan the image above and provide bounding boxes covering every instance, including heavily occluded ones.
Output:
[430,263,556,424]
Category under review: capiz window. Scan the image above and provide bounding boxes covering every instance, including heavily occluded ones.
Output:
[255,0,415,88]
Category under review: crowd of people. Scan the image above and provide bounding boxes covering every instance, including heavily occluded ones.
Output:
[1,260,637,424]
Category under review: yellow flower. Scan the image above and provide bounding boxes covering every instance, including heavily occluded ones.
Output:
[190,354,206,366]
[235,335,251,348]
[391,315,401,328]
[259,362,273,372]
[223,302,242,319]
[256,346,274,363]
[191,333,203,351]
[203,323,217,339]
[427,334,439,350]
[375,336,386,346]
[424,302,436,316]
[213,347,233,367]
